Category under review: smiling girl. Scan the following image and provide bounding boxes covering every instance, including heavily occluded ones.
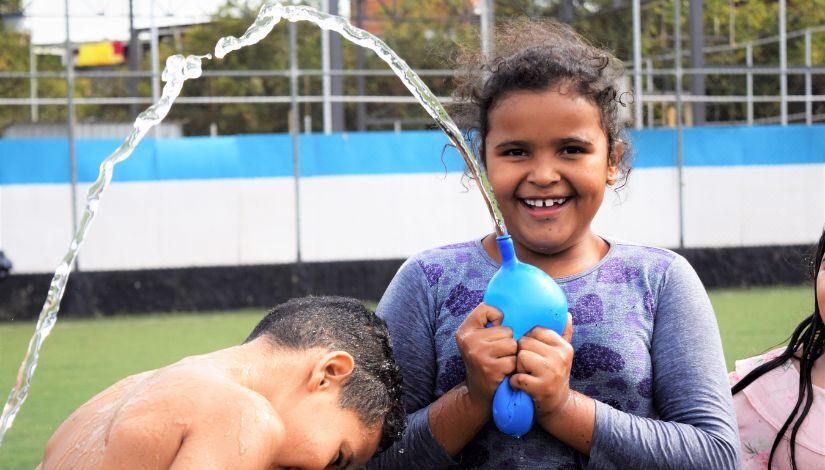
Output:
[369,20,739,469]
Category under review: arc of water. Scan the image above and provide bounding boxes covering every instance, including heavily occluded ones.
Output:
[0,1,506,447]
[214,2,506,234]
[0,54,210,446]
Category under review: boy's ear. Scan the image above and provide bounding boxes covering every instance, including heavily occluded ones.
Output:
[607,140,625,186]
[309,351,354,392]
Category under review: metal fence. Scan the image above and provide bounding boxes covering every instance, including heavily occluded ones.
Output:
[1,0,824,135]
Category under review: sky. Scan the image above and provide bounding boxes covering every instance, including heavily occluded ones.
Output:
[23,0,242,45]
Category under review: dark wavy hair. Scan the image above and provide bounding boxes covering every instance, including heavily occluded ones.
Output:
[731,230,825,469]
[246,296,406,451]
[450,18,632,187]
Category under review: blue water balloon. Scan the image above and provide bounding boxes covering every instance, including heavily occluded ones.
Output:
[483,235,568,437]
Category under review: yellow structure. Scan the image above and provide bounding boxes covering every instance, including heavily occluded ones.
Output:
[75,42,126,68]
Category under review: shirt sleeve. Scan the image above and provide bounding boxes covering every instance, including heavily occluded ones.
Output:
[367,258,456,469]
[585,255,741,469]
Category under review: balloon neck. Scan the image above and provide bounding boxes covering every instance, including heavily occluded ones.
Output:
[496,235,517,269]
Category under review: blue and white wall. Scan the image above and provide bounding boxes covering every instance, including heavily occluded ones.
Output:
[1,126,823,274]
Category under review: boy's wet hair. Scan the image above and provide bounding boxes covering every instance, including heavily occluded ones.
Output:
[245,296,405,451]
[451,18,632,188]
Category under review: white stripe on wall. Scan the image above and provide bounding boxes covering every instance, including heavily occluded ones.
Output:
[2,165,822,274]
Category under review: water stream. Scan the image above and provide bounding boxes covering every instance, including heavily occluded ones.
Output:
[0,0,505,447]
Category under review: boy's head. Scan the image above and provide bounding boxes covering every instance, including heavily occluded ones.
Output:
[245,296,405,462]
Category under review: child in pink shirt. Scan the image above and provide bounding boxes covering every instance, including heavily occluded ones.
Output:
[729,229,825,470]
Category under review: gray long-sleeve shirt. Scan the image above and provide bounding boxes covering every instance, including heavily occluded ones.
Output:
[369,238,739,469]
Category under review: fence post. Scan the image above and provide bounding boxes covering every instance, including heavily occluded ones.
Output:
[321,0,331,134]
[64,0,79,271]
[779,0,787,125]
[633,0,643,129]
[289,22,303,264]
[29,42,38,122]
[646,58,654,127]
[746,43,754,125]
[674,0,685,249]
[805,28,812,125]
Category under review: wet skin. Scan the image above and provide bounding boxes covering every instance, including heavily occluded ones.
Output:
[39,339,381,470]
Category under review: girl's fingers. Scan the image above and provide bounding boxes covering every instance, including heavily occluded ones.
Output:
[562,312,573,343]
[520,329,564,351]
[485,337,518,358]
[471,303,504,327]
[481,325,515,341]
[509,372,542,393]
[496,355,517,375]
[515,349,550,375]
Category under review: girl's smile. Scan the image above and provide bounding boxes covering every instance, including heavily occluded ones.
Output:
[484,85,621,271]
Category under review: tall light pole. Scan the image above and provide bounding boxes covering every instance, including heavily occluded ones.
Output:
[689,0,705,125]
[64,0,79,269]
[128,0,140,118]
[632,0,642,129]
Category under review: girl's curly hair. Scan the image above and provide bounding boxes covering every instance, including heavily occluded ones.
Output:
[450,18,632,188]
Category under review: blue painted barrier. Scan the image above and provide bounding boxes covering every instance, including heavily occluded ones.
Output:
[1,125,823,185]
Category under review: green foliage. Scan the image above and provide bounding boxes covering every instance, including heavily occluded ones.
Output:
[0,0,22,15]
[1,0,824,133]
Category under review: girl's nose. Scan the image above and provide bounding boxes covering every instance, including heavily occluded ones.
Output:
[527,157,561,186]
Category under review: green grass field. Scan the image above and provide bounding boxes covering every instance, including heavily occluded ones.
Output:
[0,286,813,468]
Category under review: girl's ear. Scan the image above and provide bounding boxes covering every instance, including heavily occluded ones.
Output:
[607,140,625,186]
[309,351,355,392]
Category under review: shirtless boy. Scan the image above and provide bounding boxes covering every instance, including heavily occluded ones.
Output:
[39,296,405,469]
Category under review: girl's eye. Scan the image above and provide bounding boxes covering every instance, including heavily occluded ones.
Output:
[561,146,585,155]
[503,148,527,157]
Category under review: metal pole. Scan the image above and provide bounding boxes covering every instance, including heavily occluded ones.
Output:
[805,28,812,125]
[633,0,643,129]
[321,0,332,134]
[779,0,787,125]
[560,0,573,23]
[150,0,160,104]
[64,0,79,270]
[674,0,685,249]
[646,58,654,127]
[329,0,345,131]
[480,0,494,58]
[128,0,140,118]
[150,0,160,137]
[688,0,705,125]
[289,22,302,264]
[746,43,753,125]
[355,0,367,131]
[29,42,38,122]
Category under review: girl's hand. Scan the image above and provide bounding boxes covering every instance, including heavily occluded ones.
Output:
[510,313,574,418]
[455,303,518,407]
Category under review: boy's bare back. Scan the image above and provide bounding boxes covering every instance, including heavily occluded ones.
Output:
[40,352,285,470]
[38,297,405,470]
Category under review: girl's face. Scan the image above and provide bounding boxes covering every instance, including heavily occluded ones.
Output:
[484,86,619,257]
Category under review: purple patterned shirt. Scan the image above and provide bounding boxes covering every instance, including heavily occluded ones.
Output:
[369,238,739,469]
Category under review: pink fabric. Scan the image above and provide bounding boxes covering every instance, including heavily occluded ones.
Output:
[729,348,825,470]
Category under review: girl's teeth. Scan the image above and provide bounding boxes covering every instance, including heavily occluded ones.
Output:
[525,198,567,207]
